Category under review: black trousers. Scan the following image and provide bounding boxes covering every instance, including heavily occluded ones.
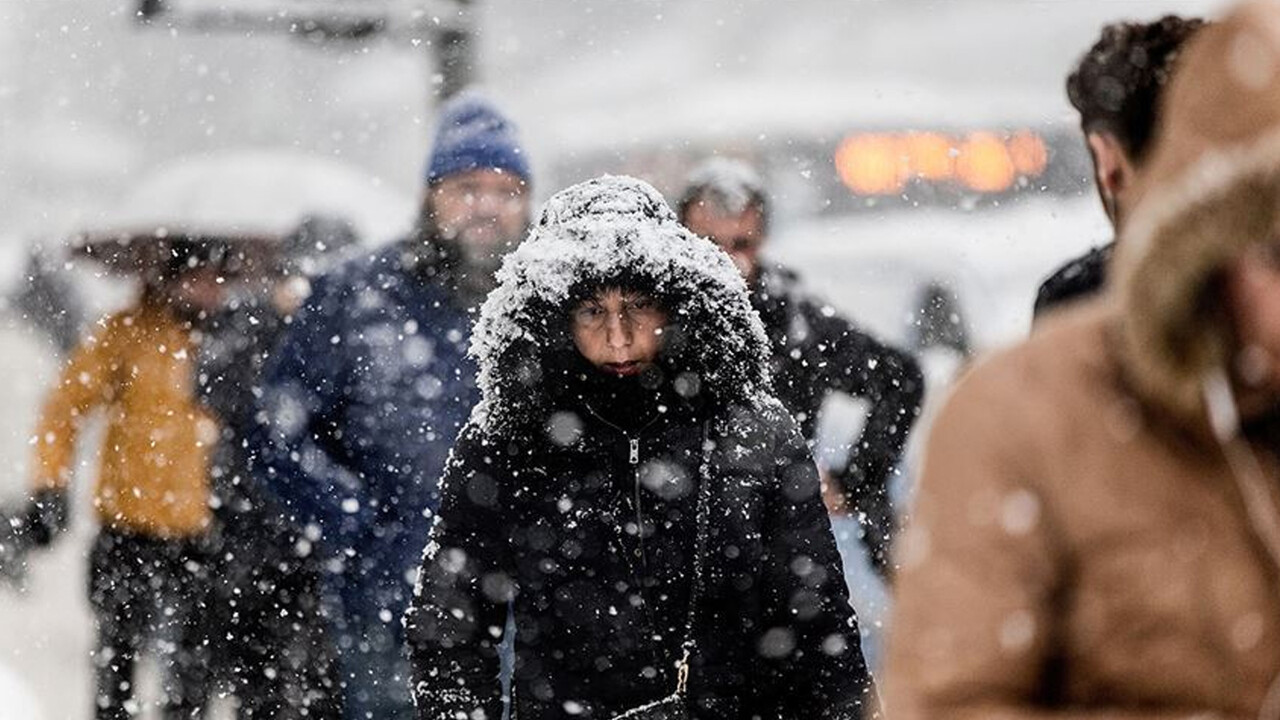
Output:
[87,528,211,720]
[206,536,344,719]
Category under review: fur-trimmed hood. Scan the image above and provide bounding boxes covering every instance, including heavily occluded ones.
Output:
[469,175,773,434]
[1114,0,1280,428]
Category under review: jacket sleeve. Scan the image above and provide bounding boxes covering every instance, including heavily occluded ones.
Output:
[31,318,117,491]
[881,368,1234,720]
[808,302,924,576]
[404,421,511,720]
[250,281,373,550]
[760,404,881,720]
[1032,244,1112,321]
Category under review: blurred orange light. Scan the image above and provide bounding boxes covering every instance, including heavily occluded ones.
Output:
[1009,131,1049,176]
[836,129,1048,196]
[836,134,907,196]
[955,132,1016,193]
[904,132,954,181]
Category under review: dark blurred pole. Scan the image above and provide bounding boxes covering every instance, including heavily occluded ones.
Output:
[136,0,167,23]
[433,0,476,100]
[434,27,474,99]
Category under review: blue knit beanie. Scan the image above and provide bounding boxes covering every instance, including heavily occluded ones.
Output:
[425,92,530,185]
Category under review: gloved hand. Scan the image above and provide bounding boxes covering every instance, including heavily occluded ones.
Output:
[0,489,70,585]
[831,467,896,582]
[14,488,69,549]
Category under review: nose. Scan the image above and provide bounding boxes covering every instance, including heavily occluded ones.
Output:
[470,189,508,212]
[605,312,632,349]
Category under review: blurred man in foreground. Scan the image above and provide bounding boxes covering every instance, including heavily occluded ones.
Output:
[888,2,1280,714]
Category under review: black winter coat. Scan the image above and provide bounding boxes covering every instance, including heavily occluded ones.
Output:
[1033,242,1113,319]
[197,301,344,718]
[408,396,875,720]
[751,265,923,575]
[405,176,876,720]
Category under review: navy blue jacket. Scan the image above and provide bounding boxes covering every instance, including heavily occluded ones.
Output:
[253,240,479,618]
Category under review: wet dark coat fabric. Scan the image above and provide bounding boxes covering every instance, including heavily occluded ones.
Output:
[198,301,343,719]
[405,176,876,720]
[251,238,479,646]
[751,264,923,575]
[1032,242,1113,320]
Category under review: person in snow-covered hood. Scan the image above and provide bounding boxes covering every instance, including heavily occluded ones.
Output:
[249,92,532,720]
[677,158,923,578]
[406,176,879,720]
[1033,14,1205,319]
[12,240,228,720]
[886,2,1280,715]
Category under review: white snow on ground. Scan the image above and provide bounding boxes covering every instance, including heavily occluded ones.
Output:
[0,662,44,720]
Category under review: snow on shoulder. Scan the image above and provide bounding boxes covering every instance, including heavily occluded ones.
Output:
[470,175,773,432]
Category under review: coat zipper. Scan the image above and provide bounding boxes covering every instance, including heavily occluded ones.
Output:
[583,405,659,574]
[628,436,649,572]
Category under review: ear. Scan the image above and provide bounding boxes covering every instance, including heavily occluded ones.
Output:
[1087,132,1138,224]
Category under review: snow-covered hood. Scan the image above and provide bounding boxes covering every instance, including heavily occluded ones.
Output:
[470,175,772,433]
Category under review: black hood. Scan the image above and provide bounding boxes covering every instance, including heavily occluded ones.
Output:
[469,175,773,434]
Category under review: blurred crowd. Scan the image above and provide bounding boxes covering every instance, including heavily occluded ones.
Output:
[5,1,1280,719]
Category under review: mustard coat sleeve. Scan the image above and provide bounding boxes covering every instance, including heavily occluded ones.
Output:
[30,318,118,491]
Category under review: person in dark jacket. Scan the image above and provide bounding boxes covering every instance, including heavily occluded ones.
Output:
[197,217,358,719]
[251,93,533,720]
[406,176,878,720]
[677,159,923,578]
[1033,15,1204,319]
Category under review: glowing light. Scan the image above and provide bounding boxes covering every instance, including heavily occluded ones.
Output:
[835,129,1050,196]
[1009,131,1049,176]
[904,132,955,181]
[955,132,1016,193]
[835,134,907,196]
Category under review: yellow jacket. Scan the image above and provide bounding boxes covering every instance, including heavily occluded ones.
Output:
[31,304,217,537]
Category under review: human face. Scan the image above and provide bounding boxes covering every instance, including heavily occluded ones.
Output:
[1226,242,1280,394]
[427,169,530,270]
[165,266,226,319]
[683,199,766,281]
[570,289,668,377]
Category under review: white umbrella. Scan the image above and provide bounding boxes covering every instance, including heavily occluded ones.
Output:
[73,149,417,274]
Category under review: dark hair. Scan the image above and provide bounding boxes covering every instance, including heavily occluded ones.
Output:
[565,271,659,310]
[1066,15,1206,164]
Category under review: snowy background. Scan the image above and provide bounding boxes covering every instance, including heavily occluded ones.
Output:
[0,0,1229,717]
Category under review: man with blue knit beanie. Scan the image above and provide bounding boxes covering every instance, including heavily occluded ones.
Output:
[250,91,532,720]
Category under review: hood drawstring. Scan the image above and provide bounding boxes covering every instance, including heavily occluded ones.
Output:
[1203,368,1280,720]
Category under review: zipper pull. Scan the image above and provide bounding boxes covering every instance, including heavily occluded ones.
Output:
[676,646,691,694]
[629,437,640,465]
